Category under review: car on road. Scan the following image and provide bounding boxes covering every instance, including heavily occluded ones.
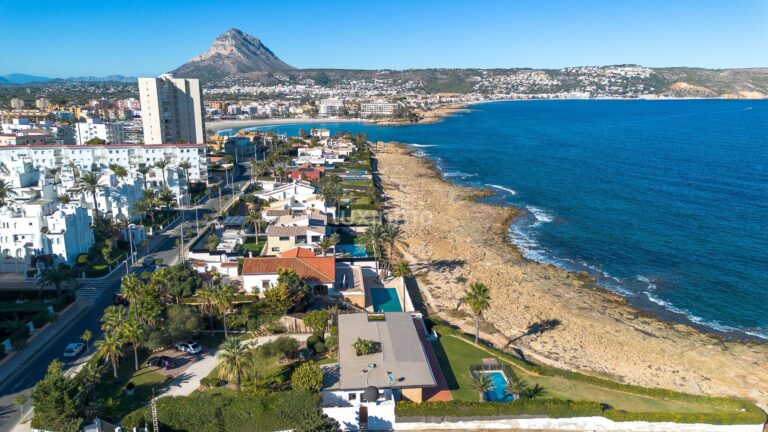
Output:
[142,255,155,268]
[63,342,85,358]
[146,355,176,369]
[175,340,203,355]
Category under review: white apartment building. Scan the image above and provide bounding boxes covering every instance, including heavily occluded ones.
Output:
[360,101,400,117]
[139,74,206,144]
[0,201,94,272]
[0,131,56,146]
[74,118,125,144]
[318,99,345,117]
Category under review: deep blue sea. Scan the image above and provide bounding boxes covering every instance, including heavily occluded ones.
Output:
[220,100,768,339]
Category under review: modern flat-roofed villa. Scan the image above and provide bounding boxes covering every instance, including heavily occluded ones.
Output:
[321,312,447,430]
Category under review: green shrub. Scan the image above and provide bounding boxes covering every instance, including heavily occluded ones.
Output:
[291,361,323,391]
[260,336,299,359]
[31,310,53,328]
[306,334,323,349]
[353,337,380,356]
[200,376,225,389]
[121,390,321,431]
[312,342,327,354]
[396,399,604,419]
[604,408,767,425]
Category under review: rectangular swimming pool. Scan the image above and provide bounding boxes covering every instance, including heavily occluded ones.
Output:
[483,371,514,402]
[370,288,402,312]
[335,244,368,257]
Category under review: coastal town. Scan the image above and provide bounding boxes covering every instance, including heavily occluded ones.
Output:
[0,69,765,432]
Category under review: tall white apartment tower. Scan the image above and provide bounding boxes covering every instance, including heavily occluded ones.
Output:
[138,74,205,144]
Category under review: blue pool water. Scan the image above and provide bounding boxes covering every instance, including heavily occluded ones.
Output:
[483,372,514,402]
[336,244,368,257]
[341,176,370,181]
[223,100,768,340]
[370,288,402,312]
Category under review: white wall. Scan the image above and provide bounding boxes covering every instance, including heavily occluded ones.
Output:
[395,417,764,432]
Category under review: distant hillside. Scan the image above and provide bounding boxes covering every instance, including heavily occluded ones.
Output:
[655,68,768,98]
[171,28,294,81]
[1,73,51,84]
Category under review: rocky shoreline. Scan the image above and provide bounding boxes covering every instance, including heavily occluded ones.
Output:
[374,142,768,409]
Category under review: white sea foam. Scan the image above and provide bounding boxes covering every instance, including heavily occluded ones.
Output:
[444,171,477,178]
[409,143,438,148]
[486,184,517,195]
[526,205,554,224]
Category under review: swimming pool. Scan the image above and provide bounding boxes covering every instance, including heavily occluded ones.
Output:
[370,288,402,312]
[346,170,367,175]
[341,176,370,181]
[483,371,514,402]
[335,244,368,257]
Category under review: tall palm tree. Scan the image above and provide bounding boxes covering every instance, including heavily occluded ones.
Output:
[136,166,151,192]
[196,287,217,336]
[0,179,17,208]
[244,207,262,238]
[46,167,61,185]
[101,305,128,335]
[79,171,104,223]
[142,189,158,224]
[122,318,145,371]
[464,282,491,345]
[97,332,124,378]
[470,373,493,401]
[383,223,405,273]
[317,236,335,256]
[362,223,386,275]
[214,285,235,338]
[178,160,192,206]
[67,161,81,182]
[130,199,151,224]
[155,159,169,188]
[217,337,253,391]
[37,265,76,298]
[120,274,145,319]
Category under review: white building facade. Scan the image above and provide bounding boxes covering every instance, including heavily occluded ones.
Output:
[139,75,206,144]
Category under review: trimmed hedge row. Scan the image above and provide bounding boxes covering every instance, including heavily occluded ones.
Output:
[121,390,326,431]
[431,321,766,425]
[397,399,604,419]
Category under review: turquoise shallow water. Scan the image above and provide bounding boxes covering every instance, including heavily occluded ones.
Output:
[223,99,768,340]
[370,288,402,313]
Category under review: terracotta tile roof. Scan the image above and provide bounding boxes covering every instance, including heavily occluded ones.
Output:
[241,254,335,284]
[280,247,317,258]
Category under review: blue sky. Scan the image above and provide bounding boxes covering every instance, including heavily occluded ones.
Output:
[1,0,767,77]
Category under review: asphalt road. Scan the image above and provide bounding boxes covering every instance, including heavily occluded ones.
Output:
[0,164,250,431]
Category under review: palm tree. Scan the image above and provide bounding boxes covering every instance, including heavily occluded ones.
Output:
[391,261,413,277]
[217,337,253,391]
[317,237,335,256]
[196,287,217,336]
[120,274,145,319]
[101,305,128,335]
[142,189,158,224]
[362,223,386,275]
[136,166,151,192]
[108,164,128,183]
[81,329,93,353]
[97,332,124,378]
[37,265,76,298]
[122,318,145,371]
[383,223,405,273]
[130,199,151,224]
[214,284,235,338]
[505,375,528,400]
[155,159,169,188]
[46,167,61,185]
[178,160,192,205]
[159,188,176,210]
[470,373,493,401]
[0,179,17,208]
[522,384,546,399]
[66,161,80,182]
[464,282,491,345]
[244,207,263,238]
[79,171,104,223]
[57,193,71,205]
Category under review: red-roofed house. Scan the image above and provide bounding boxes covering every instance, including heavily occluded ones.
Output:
[242,247,336,295]
[289,163,325,182]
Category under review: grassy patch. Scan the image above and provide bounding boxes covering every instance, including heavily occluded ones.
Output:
[430,323,765,423]
[239,237,266,254]
[95,350,171,422]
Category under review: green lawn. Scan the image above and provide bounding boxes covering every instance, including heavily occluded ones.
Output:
[240,237,266,254]
[433,332,737,414]
[349,209,379,225]
[95,350,170,422]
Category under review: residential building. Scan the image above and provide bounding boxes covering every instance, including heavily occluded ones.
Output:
[74,118,125,144]
[242,247,336,295]
[360,101,400,117]
[288,163,324,182]
[139,74,205,144]
[264,211,328,255]
[318,99,345,117]
[0,202,94,272]
[0,131,56,146]
[256,180,316,201]
[321,312,439,430]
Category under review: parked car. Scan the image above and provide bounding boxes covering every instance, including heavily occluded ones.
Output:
[63,342,85,358]
[142,256,155,268]
[146,355,176,369]
[175,340,203,355]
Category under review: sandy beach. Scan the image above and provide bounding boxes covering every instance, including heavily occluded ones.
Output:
[375,143,768,408]
[207,117,367,132]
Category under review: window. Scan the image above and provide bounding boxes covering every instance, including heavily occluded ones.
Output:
[279,236,289,241]
[271,247,280,252]
[262,280,270,289]
[348,393,357,401]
